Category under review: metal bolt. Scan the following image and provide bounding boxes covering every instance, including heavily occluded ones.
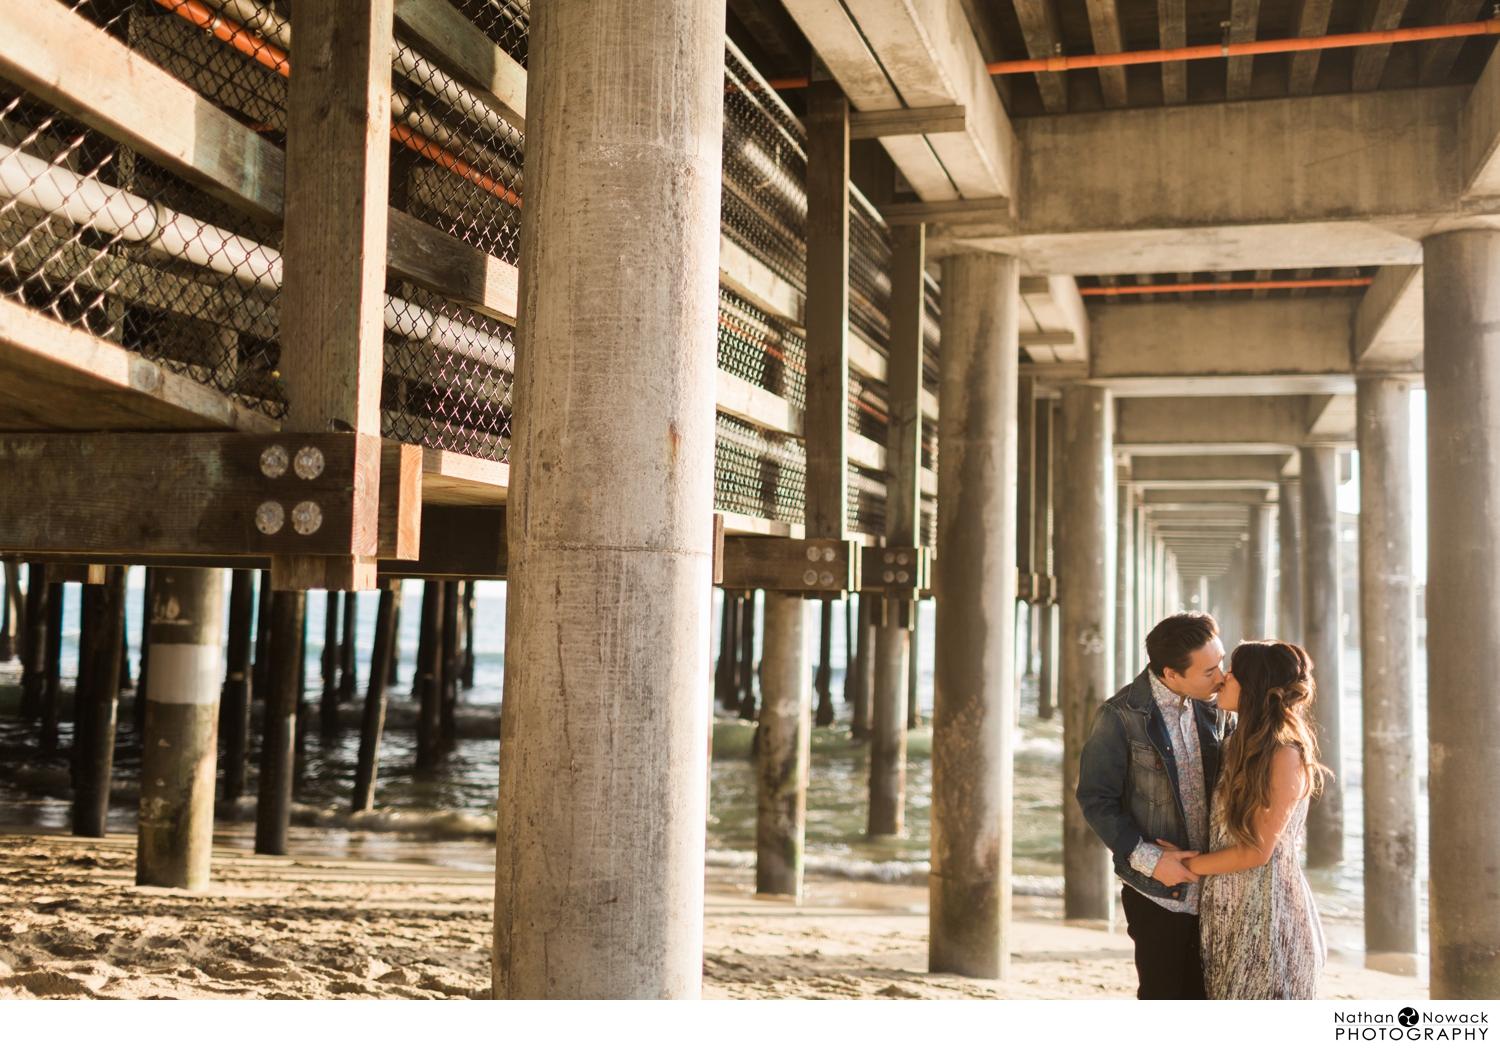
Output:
[896,571,909,583]
[291,500,323,536]
[822,547,836,561]
[818,571,834,587]
[896,552,909,566]
[807,547,821,561]
[255,501,284,534]
[259,445,289,479]
[803,569,819,585]
[294,446,325,480]
[883,570,895,583]
[883,551,895,564]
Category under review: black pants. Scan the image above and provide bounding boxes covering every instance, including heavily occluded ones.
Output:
[1121,885,1206,999]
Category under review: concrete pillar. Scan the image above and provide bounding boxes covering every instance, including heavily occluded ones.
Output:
[1246,503,1272,640]
[1422,229,1500,997]
[492,0,720,999]
[868,620,909,836]
[1355,375,1418,976]
[1115,469,1133,689]
[137,568,223,890]
[1037,601,1057,719]
[850,597,874,737]
[1278,482,1303,642]
[930,252,1017,978]
[1299,445,1344,867]
[756,593,810,898]
[1057,383,1114,922]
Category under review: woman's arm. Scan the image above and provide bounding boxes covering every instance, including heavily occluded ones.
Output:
[1177,747,1306,877]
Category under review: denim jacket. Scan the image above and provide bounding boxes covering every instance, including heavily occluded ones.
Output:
[1075,668,1228,901]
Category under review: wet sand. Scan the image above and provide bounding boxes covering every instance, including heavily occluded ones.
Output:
[0,828,1427,1000]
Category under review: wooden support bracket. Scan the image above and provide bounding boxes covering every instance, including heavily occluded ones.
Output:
[860,545,930,601]
[377,505,505,579]
[0,433,413,564]
[1018,573,1058,603]
[720,536,861,597]
[46,563,106,585]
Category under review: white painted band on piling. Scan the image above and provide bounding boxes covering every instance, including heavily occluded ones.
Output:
[145,644,223,705]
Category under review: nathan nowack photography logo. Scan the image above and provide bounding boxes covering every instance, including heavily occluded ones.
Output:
[1334,1009,1490,1042]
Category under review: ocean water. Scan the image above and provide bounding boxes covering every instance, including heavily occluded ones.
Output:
[0,572,1429,952]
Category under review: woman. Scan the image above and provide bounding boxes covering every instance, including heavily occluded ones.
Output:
[1172,640,1330,999]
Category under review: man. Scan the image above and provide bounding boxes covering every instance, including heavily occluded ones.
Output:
[1077,612,1229,999]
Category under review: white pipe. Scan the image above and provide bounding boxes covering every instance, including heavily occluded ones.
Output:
[0,146,509,369]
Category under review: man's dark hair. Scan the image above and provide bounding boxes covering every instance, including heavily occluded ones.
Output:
[1144,613,1219,678]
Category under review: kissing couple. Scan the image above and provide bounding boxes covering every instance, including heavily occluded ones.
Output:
[1078,612,1331,1000]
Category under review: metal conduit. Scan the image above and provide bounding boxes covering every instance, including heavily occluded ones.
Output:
[766,19,1500,89]
[0,146,510,369]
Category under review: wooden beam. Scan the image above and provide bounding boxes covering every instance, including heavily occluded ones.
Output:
[1225,0,1262,100]
[392,0,526,132]
[716,369,805,436]
[1287,0,1335,96]
[720,537,861,595]
[0,1,285,225]
[1082,0,1129,108]
[0,298,275,435]
[380,441,424,560]
[277,1,395,592]
[0,433,384,560]
[849,105,967,139]
[380,505,506,578]
[1158,0,1187,105]
[804,79,850,541]
[886,224,925,551]
[1010,0,1070,113]
[1351,0,1411,92]
[420,448,509,505]
[878,198,1011,226]
[386,210,518,323]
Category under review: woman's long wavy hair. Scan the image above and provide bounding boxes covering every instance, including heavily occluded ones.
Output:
[1215,640,1331,849]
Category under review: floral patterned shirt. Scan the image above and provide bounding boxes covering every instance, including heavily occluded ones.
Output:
[1126,671,1209,915]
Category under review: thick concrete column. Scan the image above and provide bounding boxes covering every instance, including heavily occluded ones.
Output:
[1422,229,1500,997]
[1355,375,1419,976]
[1278,482,1303,642]
[930,252,1018,979]
[756,593,810,899]
[137,568,223,890]
[493,0,720,999]
[1057,383,1115,922]
[1299,445,1344,867]
[1246,503,1272,640]
[1115,468,1134,689]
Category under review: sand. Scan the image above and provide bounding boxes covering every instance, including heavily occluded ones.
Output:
[0,827,1429,1000]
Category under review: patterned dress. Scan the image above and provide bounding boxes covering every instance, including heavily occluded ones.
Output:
[1199,794,1327,999]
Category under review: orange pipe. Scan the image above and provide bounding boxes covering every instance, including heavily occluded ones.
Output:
[156,0,520,209]
[994,20,1500,75]
[1081,277,1372,296]
[764,19,1500,88]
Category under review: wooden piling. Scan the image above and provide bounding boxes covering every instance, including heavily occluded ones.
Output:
[814,598,834,727]
[386,583,403,686]
[0,560,18,662]
[320,590,341,736]
[440,579,460,746]
[461,580,476,690]
[255,589,305,856]
[849,595,874,739]
[221,569,255,802]
[714,592,738,708]
[137,568,224,889]
[39,580,64,752]
[135,568,153,732]
[906,609,921,728]
[415,580,444,769]
[252,568,273,699]
[19,564,47,721]
[736,590,758,720]
[339,590,358,702]
[352,585,398,812]
[73,566,126,838]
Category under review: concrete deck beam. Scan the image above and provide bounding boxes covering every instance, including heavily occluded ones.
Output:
[1115,396,1352,448]
[1129,454,1290,485]
[1354,265,1425,368]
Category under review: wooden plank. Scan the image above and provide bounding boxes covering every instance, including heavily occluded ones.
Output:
[719,512,801,539]
[1225,0,1262,100]
[420,448,510,505]
[0,1,284,225]
[0,433,381,559]
[380,505,506,578]
[849,105,966,139]
[0,298,276,435]
[1158,0,1187,105]
[277,1,395,593]
[392,0,527,132]
[719,237,804,325]
[720,536,861,595]
[879,198,1011,226]
[1082,0,1129,108]
[1010,0,1069,113]
[848,329,888,382]
[386,208,518,324]
[379,441,424,560]
[716,369,805,436]
[846,431,886,473]
[803,79,850,541]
